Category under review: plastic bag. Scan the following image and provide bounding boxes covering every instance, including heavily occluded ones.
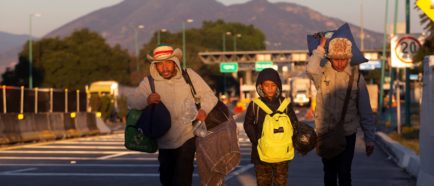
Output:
[193,121,208,137]
[182,97,198,125]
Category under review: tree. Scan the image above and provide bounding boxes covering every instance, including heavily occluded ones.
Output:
[414,1,434,67]
[2,29,132,89]
[139,20,266,93]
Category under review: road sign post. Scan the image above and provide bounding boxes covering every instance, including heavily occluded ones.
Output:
[391,34,422,68]
[390,34,423,130]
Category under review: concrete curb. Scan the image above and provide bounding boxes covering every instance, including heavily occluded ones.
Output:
[375,132,419,177]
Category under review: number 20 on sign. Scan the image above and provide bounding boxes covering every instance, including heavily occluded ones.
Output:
[391,34,423,68]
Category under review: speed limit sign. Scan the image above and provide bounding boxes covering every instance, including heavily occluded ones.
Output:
[391,34,423,68]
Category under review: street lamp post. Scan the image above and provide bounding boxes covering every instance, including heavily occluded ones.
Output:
[157,28,167,45]
[222,32,231,51]
[222,32,232,94]
[28,13,41,89]
[182,19,194,69]
[234,34,242,51]
[133,25,144,72]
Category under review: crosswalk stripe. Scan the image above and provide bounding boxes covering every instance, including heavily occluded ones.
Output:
[0,150,142,154]
[97,152,130,160]
[24,146,126,149]
[0,157,158,160]
[0,163,160,167]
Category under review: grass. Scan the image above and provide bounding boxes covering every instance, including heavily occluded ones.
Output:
[380,108,421,155]
[388,126,420,154]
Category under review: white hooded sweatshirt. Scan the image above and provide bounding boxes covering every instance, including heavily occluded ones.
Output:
[128,57,218,149]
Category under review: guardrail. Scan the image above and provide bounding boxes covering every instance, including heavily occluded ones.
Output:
[0,112,110,145]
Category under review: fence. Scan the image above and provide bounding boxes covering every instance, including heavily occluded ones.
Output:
[0,86,88,114]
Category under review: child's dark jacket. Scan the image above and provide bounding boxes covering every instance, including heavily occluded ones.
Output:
[243,68,298,164]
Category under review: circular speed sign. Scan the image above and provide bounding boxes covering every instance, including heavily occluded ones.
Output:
[394,36,422,64]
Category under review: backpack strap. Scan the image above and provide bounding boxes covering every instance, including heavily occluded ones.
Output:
[277,98,291,112]
[181,69,201,109]
[338,68,356,126]
[253,102,260,125]
[252,98,273,115]
[147,75,155,93]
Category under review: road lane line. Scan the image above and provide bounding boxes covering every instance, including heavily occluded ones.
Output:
[53,142,124,145]
[224,163,254,181]
[0,150,141,154]
[25,146,126,149]
[0,134,124,150]
[97,152,130,160]
[1,168,38,174]
[0,172,200,177]
[0,157,159,160]
[0,164,160,167]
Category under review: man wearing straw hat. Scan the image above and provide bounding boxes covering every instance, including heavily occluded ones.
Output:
[128,45,217,186]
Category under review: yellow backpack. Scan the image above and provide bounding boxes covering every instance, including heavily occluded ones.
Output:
[253,98,294,163]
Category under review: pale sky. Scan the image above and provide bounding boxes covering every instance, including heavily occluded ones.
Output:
[0,0,424,37]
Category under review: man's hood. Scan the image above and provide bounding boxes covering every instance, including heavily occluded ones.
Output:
[149,56,183,81]
[255,68,282,98]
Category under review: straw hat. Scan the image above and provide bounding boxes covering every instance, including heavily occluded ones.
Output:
[146,45,182,62]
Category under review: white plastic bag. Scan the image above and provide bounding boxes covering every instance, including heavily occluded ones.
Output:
[193,121,208,137]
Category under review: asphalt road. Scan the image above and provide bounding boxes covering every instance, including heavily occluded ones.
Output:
[0,106,416,186]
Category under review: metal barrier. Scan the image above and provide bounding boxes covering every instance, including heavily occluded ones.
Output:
[0,86,113,145]
[0,112,108,145]
[417,56,434,186]
[0,86,87,114]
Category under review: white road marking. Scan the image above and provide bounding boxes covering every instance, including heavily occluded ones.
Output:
[26,146,126,149]
[1,168,38,174]
[0,157,158,160]
[0,163,160,167]
[0,173,199,177]
[224,164,254,181]
[0,150,141,154]
[97,152,130,160]
[54,141,124,145]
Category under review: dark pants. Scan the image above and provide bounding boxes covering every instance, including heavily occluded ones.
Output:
[254,161,289,186]
[321,133,356,186]
[158,137,196,186]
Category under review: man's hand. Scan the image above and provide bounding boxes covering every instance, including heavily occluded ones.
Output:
[366,141,375,157]
[313,32,327,48]
[147,93,161,104]
[196,109,207,121]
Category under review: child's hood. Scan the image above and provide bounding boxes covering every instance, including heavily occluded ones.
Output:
[255,68,282,98]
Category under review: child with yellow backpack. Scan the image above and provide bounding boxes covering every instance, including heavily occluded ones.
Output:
[243,68,299,186]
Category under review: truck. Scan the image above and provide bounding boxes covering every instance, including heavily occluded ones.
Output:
[88,81,119,98]
[289,77,312,107]
[88,81,120,112]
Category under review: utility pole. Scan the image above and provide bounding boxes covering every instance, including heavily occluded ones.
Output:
[379,0,389,117]
[404,0,411,126]
[360,0,365,51]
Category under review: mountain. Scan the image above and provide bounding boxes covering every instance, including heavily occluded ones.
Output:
[0,32,28,73]
[0,31,27,53]
[46,0,382,51]
[0,0,383,75]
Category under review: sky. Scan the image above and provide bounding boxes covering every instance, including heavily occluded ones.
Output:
[0,0,425,37]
